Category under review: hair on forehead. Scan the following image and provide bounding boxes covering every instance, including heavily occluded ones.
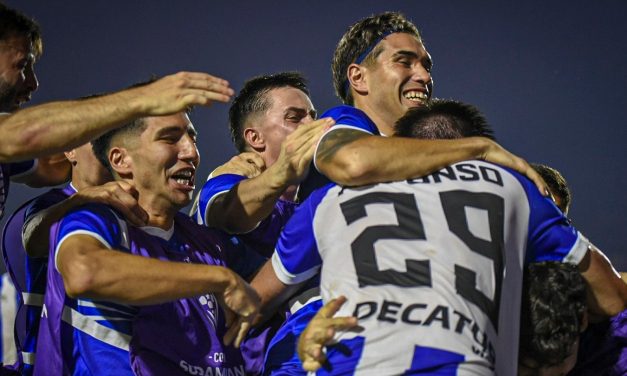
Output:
[394,99,495,141]
[229,71,309,152]
[531,163,571,213]
[332,11,421,105]
[0,4,43,57]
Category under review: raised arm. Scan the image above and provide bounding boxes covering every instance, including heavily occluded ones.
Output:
[205,118,331,233]
[315,129,547,193]
[0,72,234,162]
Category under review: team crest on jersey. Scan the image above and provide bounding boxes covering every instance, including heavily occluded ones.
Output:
[198,294,219,328]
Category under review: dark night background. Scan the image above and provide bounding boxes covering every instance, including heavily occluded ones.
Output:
[3,1,626,269]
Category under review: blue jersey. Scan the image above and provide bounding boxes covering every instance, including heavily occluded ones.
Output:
[35,204,245,376]
[194,173,297,259]
[273,160,589,375]
[297,105,379,203]
[1,184,74,375]
[194,172,302,375]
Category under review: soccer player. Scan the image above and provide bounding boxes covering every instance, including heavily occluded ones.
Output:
[34,111,259,375]
[266,100,626,374]
[193,72,327,257]
[191,72,330,374]
[1,138,146,375]
[530,164,627,375]
[297,12,546,202]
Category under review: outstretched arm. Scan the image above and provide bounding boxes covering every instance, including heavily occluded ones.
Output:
[315,129,548,193]
[205,118,332,233]
[0,72,234,162]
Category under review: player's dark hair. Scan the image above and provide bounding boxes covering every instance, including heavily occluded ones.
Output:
[531,163,571,213]
[92,78,172,174]
[519,261,587,368]
[332,12,421,105]
[394,99,495,140]
[229,71,309,152]
[0,4,43,58]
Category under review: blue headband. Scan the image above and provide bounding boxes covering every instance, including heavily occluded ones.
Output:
[343,29,396,97]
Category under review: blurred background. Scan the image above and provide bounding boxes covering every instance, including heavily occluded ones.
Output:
[3,1,627,269]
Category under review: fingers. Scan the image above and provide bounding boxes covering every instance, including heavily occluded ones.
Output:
[241,152,266,171]
[223,317,240,346]
[211,153,264,178]
[233,320,251,348]
[523,163,550,196]
[78,181,148,226]
[318,295,348,318]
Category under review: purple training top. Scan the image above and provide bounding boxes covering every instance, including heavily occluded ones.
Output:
[35,203,245,376]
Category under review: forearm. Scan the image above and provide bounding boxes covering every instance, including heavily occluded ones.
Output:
[316,131,489,186]
[250,260,299,324]
[579,247,627,316]
[60,240,235,305]
[207,167,288,234]
[0,90,144,162]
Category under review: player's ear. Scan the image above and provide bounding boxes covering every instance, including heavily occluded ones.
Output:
[347,63,368,97]
[108,146,132,177]
[244,127,265,152]
[64,150,77,166]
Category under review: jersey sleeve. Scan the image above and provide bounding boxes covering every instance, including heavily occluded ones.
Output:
[313,105,380,173]
[194,173,247,226]
[512,171,589,265]
[54,203,126,270]
[272,184,334,285]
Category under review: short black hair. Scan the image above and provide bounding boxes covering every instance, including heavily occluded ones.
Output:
[332,12,421,105]
[519,261,587,368]
[394,98,495,140]
[91,78,161,174]
[228,72,309,152]
[0,4,43,57]
[531,163,571,213]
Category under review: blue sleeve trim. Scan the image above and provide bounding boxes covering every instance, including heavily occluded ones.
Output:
[195,174,247,225]
[273,184,335,283]
[505,168,583,264]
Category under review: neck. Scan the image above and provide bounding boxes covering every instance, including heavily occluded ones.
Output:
[353,99,394,136]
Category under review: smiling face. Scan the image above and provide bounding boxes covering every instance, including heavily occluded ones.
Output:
[0,34,38,112]
[353,32,433,135]
[246,86,316,166]
[121,113,199,214]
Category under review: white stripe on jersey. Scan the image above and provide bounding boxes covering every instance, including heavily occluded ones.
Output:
[62,306,131,350]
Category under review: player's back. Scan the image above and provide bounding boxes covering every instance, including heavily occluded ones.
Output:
[310,160,568,375]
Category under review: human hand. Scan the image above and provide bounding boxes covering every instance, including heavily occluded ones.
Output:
[211,152,265,179]
[74,180,148,226]
[298,296,358,372]
[268,117,334,187]
[130,72,235,115]
[221,271,261,348]
[478,138,549,195]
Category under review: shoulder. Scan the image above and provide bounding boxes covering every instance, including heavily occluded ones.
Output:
[321,105,379,135]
